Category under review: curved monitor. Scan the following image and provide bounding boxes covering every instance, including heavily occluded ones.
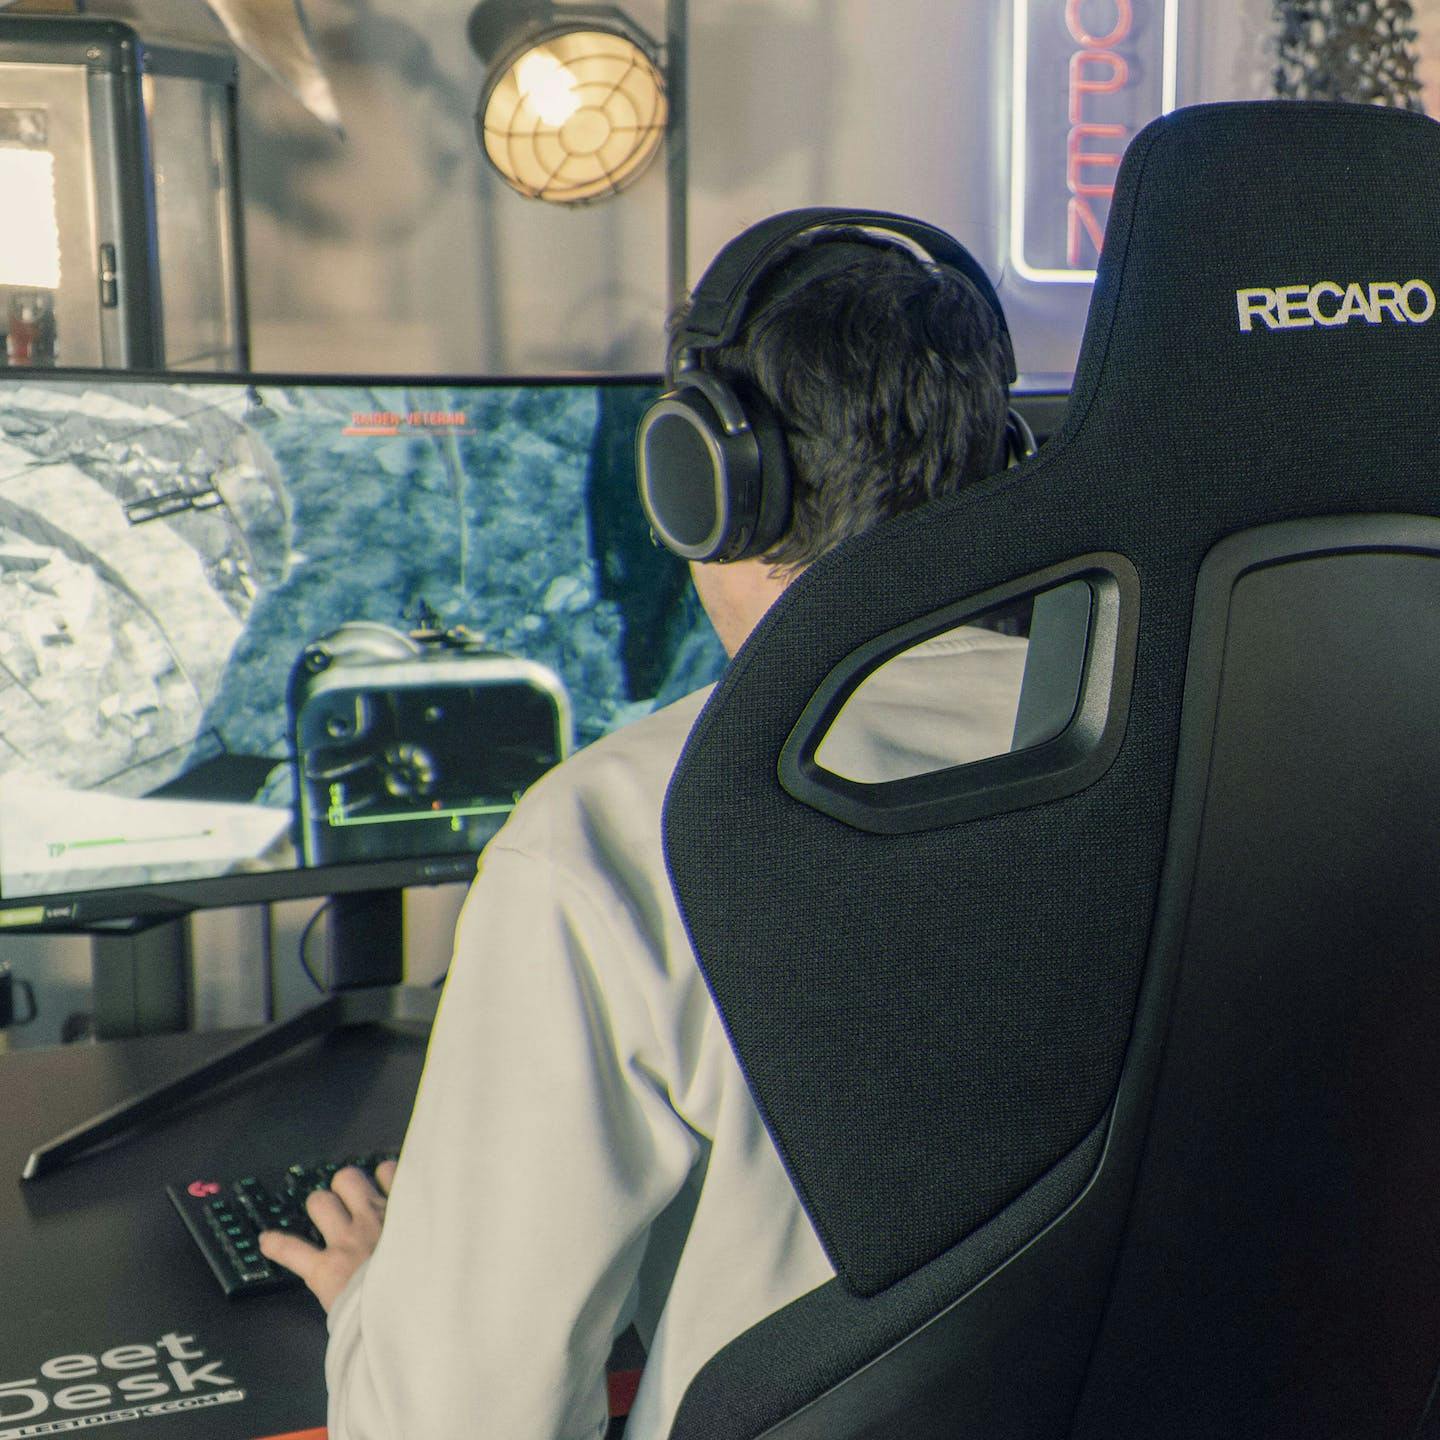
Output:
[0,369,726,932]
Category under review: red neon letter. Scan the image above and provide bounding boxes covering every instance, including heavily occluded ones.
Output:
[1067,122,1125,196]
[1065,0,1133,48]
[1067,197,1107,266]
[1069,49,1128,124]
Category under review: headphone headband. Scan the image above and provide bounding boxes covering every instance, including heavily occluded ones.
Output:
[637,206,1028,566]
[677,206,1016,383]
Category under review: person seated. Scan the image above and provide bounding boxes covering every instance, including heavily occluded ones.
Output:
[259,209,1024,1440]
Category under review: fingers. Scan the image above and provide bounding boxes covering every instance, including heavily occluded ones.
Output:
[329,1166,389,1220]
[259,1165,390,1261]
[304,1183,355,1241]
[258,1227,321,1280]
[258,1165,395,1315]
[329,1164,384,1207]
[300,1166,389,1244]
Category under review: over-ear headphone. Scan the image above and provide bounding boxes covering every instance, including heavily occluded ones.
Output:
[635,206,1030,564]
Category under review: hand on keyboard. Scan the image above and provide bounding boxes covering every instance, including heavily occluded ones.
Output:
[258,1158,398,1313]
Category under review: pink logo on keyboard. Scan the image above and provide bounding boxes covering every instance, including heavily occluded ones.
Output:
[187,1180,222,1198]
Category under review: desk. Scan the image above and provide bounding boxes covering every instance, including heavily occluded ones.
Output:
[0,1022,427,1439]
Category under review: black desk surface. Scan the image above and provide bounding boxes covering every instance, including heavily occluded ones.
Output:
[0,1021,428,1439]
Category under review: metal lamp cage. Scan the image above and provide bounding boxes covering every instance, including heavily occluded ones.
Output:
[473,3,668,204]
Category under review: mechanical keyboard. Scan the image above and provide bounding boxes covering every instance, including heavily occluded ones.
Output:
[167,1151,397,1297]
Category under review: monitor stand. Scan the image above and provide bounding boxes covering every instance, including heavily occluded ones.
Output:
[20,888,437,1181]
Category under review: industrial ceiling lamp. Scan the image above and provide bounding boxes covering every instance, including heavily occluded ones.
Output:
[469,0,668,205]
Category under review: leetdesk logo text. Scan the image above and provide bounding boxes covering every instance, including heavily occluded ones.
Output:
[1236,279,1437,332]
[0,1332,242,1438]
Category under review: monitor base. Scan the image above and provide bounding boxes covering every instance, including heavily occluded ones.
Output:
[21,982,438,1181]
[22,888,435,1181]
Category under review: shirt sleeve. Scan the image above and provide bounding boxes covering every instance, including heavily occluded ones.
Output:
[324,834,703,1440]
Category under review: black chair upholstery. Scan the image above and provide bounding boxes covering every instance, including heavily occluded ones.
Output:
[661,100,1440,1438]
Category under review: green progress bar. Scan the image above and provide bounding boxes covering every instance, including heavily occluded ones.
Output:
[47,830,213,858]
[327,802,516,829]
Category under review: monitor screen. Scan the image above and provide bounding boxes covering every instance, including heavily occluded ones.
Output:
[0,370,726,930]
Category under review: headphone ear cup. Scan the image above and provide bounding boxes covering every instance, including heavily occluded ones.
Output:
[737,383,792,557]
[636,378,764,562]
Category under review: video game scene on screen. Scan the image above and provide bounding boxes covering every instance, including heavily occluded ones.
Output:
[0,375,725,905]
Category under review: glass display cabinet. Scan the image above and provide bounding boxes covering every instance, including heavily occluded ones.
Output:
[0,15,248,370]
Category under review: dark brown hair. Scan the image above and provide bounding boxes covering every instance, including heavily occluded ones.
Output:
[669,229,1011,568]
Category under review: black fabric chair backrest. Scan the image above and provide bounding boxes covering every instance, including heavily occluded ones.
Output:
[662,100,1440,1438]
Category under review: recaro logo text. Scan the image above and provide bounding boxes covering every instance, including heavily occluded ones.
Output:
[1236,280,1437,332]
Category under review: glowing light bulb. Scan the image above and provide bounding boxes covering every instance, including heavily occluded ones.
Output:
[514,48,581,127]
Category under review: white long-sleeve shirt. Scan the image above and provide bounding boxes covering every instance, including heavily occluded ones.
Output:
[325,626,1029,1439]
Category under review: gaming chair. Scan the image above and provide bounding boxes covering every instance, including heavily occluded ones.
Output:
[661,100,1440,1438]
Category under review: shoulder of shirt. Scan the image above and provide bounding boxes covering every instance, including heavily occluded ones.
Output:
[906,624,1029,658]
[484,684,716,861]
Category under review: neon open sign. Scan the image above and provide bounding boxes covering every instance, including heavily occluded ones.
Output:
[1011,0,1179,283]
